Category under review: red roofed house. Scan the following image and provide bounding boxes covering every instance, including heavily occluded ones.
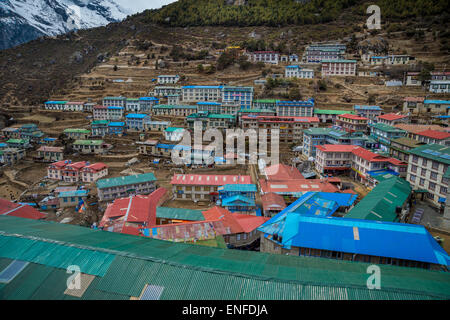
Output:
[412,130,450,146]
[263,163,304,181]
[336,114,368,133]
[47,160,108,183]
[36,146,64,162]
[143,206,269,249]
[0,198,46,220]
[377,113,409,126]
[99,188,168,235]
[171,174,252,203]
[241,115,319,143]
[259,178,340,204]
[261,192,287,217]
[315,145,408,185]
[81,163,108,183]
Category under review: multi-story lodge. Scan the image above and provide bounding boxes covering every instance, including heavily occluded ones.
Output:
[276,99,315,117]
[91,120,109,137]
[125,114,151,132]
[44,101,67,110]
[302,43,346,63]
[389,137,426,163]
[222,86,253,109]
[321,59,357,77]
[237,109,276,125]
[407,144,450,206]
[145,121,171,132]
[157,75,180,84]
[182,85,222,103]
[284,65,314,79]
[81,163,109,183]
[253,99,277,110]
[429,80,450,93]
[153,86,182,97]
[125,98,140,112]
[0,148,26,166]
[152,105,197,117]
[377,113,409,126]
[106,106,124,120]
[369,123,407,152]
[197,101,240,115]
[108,122,125,136]
[247,51,279,64]
[36,146,64,162]
[431,71,450,81]
[353,105,382,120]
[336,114,368,133]
[404,72,422,86]
[313,109,354,124]
[302,127,377,159]
[171,174,252,203]
[315,145,407,184]
[186,111,235,130]
[402,97,425,114]
[96,173,157,201]
[64,102,85,112]
[241,115,320,143]
[103,96,126,107]
[93,105,108,120]
[63,128,90,140]
[411,130,450,146]
[139,97,159,112]
[73,140,108,154]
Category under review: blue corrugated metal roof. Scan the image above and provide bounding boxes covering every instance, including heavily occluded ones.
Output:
[222,195,255,206]
[218,184,257,192]
[258,207,450,266]
[57,190,88,198]
[126,114,148,119]
[354,105,382,110]
[108,122,125,127]
[182,85,223,89]
[424,100,450,105]
[107,106,123,110]
[197,102,222,105]
[139,97,159,101]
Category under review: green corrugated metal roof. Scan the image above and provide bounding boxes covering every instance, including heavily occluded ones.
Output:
[345,177,411,222]
[156,207,204,221]
[370,123,407,133]
[0,215,449,300]
[409,144,450,165]
[314,109,354,115]
[73,140,103,146]
[64,129,90,134]
[96,173,156,189]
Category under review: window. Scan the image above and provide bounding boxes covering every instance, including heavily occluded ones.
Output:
[419,178,425,186]
[430,171,438,181]
[421,168,427,177]
[429,182,436,191]
[440,186,448,195]
[412,155,418,163]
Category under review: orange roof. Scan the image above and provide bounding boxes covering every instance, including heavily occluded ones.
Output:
[231,214,270,233]
[83,162,108,171]
[377,113,408,121]
[259,179,339,194]
[0,198,46,220]
[264,164,304,181]
[338,114,368,121]
[261,193,287,211]
[316,145,359,152]
[394,124,449,134]
[416,129,450,140]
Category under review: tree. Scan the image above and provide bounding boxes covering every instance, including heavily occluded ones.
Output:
[113,65,118,71]
[288,88,303,100]
[197,64,204,73]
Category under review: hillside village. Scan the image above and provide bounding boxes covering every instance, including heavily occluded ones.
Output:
[0,1,450,301]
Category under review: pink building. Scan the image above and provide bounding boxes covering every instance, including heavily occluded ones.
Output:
[336,114,368,133]
[321,59,357,77]
[47,160,108,183]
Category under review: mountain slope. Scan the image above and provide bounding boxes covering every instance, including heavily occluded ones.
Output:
[0,0,131,50]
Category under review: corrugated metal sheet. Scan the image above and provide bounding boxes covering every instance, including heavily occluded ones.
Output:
[1,216,449,300]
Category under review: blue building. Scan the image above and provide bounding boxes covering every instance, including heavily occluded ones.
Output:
[108,122,125,135]
[258,192,450,270]
[222,86,254,110]
[139,97,159,112]
[126,114,151,132]
[276,99,315,117]
[218,184,257,213]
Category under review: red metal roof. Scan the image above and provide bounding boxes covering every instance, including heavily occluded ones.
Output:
[231,214,269,233]
[49,160,68,168]
[99,188,168,232]
[0,199,46,220]
[377,113,408,121]
[83,162,108,171]
[261,193,287,212]
[259,179,339,194]
[171,174,252,186]
[338,114,368,121]
[315,145,359,152]
[351,147,387,162]
[37,146,63,152]
[416,129,450,140]
[264,164,304,181]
